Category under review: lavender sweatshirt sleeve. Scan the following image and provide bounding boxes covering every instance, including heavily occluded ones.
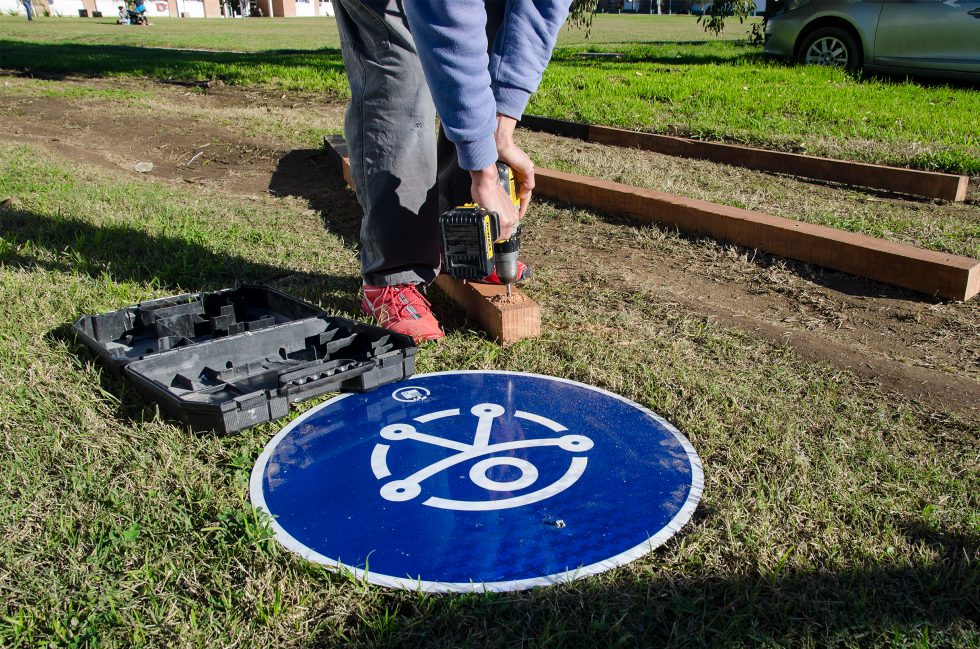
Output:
[403,1,570,171]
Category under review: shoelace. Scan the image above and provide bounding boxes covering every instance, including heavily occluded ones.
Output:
[368,286,433,320]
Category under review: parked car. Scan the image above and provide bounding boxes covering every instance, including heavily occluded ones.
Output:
[764,0,980,80]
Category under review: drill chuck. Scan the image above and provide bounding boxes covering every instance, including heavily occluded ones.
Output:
[493,223,521,287]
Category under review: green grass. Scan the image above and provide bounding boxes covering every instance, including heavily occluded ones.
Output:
[531,43,980,174]
[0,14,752,50]
[0,15,344,51]
[1,142,978,647]
[2,15,977,172]
[0,40,351,94]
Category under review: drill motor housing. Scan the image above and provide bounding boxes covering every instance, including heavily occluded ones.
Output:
[439,162,521,283]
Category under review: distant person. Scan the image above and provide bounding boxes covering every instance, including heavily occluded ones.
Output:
[117,4,130,23]
[21,0,34,20]
[133,0,148,23]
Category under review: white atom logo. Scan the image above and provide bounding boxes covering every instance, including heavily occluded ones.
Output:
[370,403,593,511]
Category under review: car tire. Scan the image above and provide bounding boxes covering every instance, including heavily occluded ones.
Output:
[796,27,861,72]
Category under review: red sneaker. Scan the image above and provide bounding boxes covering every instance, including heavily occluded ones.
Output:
[478,261,532,285]
[361,284,444,344]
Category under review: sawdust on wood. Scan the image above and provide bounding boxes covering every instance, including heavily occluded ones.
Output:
[488,292,529,306]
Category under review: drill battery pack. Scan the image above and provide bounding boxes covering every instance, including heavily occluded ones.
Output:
[439,162,519,281]
[439,204,501,281]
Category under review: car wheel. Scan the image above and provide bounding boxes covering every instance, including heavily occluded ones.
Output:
[797,27,861,71]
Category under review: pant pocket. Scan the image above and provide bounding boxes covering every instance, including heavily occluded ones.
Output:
[336,0,391,53]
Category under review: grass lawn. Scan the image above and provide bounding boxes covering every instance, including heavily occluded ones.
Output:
[0,11,978,647]
[0,13,755,50]
[535,44,980,174]
[1,140,977,647]
[2,14,977,172]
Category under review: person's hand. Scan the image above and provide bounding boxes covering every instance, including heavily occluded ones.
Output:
[470,164,520,241]
[494,114,535,220]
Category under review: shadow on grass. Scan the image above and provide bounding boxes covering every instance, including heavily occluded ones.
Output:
[0,204,361,309]
[0,201,363,424]
[331,548,979,646]
[0,40,346,89]
[268,148,475,332]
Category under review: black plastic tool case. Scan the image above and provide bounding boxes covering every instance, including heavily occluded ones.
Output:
[71,285,417,434]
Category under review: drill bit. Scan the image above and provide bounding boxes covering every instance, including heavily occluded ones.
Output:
[506,283,513,297]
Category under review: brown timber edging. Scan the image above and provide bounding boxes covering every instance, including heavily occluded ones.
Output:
[322,135,542,344]
[534,167,979,301]
[325,135,978,301]
[520,115,969,202]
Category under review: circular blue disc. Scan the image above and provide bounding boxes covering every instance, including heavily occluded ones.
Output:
[250,371,703,592]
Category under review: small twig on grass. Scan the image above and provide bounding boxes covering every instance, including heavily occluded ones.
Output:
[185,143,212,166]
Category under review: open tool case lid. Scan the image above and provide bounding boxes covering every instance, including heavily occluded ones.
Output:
[71,285,417,434]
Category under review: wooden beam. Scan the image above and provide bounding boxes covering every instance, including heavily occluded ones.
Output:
[322,135,543,343]
[323,135,354,187]
[534,167,979,301]
[434,275,541,345]
[520,115,969,202]
[325,134,979,300]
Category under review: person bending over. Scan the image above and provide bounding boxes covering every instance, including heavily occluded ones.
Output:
[334,0,570,343]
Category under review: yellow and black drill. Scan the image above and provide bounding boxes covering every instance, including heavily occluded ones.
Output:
[438,162,522,296]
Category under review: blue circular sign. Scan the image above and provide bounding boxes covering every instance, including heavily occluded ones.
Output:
[250,371,703,592]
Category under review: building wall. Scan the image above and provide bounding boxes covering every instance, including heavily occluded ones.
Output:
[94,0,123,15]
[294,0,313,16]
[0,0,336,18]
[141,0,173,16]
[270,0,293,16]
[10,0,94,16]
[176,0,204,16]
[47,0,88,16]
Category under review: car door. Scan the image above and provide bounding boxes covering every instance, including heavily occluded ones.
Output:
[873,0,980,73]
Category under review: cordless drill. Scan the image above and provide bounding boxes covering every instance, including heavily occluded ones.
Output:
[439,162,522,296]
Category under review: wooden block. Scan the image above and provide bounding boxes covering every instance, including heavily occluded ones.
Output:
[322,136,544,342]
[323,135,354,188]
[535,167,980,301]
[521,115,969,202]
[435,276,541,345]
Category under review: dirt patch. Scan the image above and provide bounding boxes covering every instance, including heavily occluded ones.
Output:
[0,97,279,196]
[0,75,345,197]
[528,214,979,420]
[1,75,977,421]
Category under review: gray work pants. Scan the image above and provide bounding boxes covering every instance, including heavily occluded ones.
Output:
[334,0,501,287]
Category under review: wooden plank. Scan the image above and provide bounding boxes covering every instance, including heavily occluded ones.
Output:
[322,134,354,187]
[434,275,541,345]
[520,115,969,202]
[322,135,543,343]
[519,114,590,140]
[534,167,980,301]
